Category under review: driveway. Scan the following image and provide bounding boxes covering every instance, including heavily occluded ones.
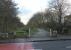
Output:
[31,28,49,38]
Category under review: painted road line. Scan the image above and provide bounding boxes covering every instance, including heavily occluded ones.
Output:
[66,45,71,48]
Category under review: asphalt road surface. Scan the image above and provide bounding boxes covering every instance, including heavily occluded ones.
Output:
[33,40,71,50]
[0,40,71,50]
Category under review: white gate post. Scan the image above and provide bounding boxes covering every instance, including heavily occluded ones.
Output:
[29,28,31,37]
[50,28,52,37]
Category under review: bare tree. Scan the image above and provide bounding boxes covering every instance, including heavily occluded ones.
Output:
[48,0,71,34]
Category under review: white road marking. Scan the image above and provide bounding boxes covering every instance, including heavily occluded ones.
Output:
[66,46,71,48]
[28,49,42,50]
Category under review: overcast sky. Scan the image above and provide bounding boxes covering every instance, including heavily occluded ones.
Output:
[13,0,71,25]
[13,0,48,25]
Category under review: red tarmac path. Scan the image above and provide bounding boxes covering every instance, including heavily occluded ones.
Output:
[0,43,34,50]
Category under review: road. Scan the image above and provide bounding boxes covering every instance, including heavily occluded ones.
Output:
[33,40,71,50]
[0,39,71,50]
[0,29,71,50]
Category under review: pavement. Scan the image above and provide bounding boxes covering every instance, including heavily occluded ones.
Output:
[28,35,71,42]
[0,35,71,43]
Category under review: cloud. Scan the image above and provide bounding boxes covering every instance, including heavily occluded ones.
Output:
[18,12,34,25]
[14,0,48,25]
[18,7,32,15]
